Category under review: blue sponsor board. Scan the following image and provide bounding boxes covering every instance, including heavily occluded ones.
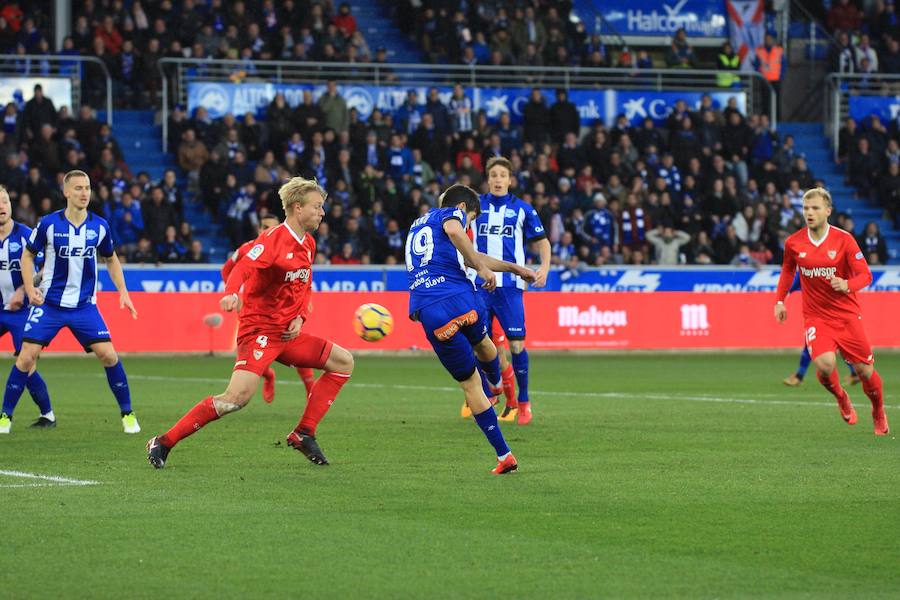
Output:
[590,0,728,39]
[848,95,900,126]
[613,90,746,126]
[101,266,900,293]
[188,82,743,128]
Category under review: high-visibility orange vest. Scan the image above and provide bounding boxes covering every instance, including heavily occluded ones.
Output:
[756,45,783,82]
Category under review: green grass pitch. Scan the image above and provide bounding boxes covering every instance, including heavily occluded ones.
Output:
[2,353,898,599]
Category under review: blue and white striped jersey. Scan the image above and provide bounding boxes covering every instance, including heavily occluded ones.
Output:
[0,222,40,311]
[27,211,114,308]
[473,193,546,289]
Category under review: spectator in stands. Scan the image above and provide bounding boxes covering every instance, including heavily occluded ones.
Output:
[523,88,550,145]
[184,240,208,263]
[142,186,177,245]
[394,89,423,135]
[855,34,880,73]
[177,128,208,191]
[849,137,882,201]
[157,225,187,263]
[880,161,900,226]
[755,33,784,116]
[22,84,55,140]
[225,181,257,247]
[319,80,349,133]
[111,192,144,257]
[827,0,864,32]
[647,226,690,265]
[128,237,157,264]
[550,89,579,143]
[858,221,888,264]
[666,28,697,69]
[717,42,741,87]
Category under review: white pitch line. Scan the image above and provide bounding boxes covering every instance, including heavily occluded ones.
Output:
[59,373,900,411]
[0,469,101,486]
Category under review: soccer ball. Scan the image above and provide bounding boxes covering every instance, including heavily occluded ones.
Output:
[353,303,394,342]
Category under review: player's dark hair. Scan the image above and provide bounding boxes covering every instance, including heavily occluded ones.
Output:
[440,184,480,217]
[485,156,512,175]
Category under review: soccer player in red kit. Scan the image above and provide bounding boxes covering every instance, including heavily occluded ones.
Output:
[147,177,355,468]
[220,213,317,402]
[774,188,889,435]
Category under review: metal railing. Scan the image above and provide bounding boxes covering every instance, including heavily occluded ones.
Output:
[0,54,113,125]
[824,72,900,160]
[160,57,774,147]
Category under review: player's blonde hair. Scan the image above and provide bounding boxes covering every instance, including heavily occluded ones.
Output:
[278,176,326,212]
[802,187,832,208]
[64,169,90,185]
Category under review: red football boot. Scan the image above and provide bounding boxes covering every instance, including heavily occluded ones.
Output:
[491,453,518,475]
[262,368,276,404]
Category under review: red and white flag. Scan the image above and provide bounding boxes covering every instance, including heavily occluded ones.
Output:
[726,0,766,71]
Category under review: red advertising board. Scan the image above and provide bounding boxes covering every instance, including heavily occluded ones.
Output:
[2,292,897,353]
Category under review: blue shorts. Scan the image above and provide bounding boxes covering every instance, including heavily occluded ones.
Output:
[0,309,28,354]
[477,287,526,340]
[22,303,112,352]
[415,291,489,382]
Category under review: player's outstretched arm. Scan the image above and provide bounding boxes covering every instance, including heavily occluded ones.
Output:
[105,252,138,319]
[475,252,537,283]
[444,218,496,290]
[20,250,43,306]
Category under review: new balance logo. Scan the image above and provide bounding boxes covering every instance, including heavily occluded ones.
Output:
[680,304,709,336]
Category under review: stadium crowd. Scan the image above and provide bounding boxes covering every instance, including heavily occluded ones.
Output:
[0,0,893,266]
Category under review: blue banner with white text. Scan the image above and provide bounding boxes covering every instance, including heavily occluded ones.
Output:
[187,82,745,128]
[587,0,728,38]
[847,95,900,126]
[100,266,900,293]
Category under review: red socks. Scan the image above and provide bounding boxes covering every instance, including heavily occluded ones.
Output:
[816,369,845,400]
[861,370,885,412]
[297,367,316,395]
[160,396,220,448]
[501,364,517,408]
[296,372,350,435]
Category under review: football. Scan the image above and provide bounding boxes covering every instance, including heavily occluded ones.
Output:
[353,303,394,342]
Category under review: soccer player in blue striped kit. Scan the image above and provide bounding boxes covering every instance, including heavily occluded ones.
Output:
[0,170,140,433]
[471,157,551,425]
[406,184,536,474]
[0,186,54,432]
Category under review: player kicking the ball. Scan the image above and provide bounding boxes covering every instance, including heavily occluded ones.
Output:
[774,187,889,435]
[221,213,317,402]
[148,177,354,468]
[406,184,536,474]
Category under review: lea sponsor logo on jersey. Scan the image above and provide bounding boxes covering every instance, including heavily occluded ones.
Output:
[800,266,837,279]
[58,246,96,258]
[284,268,310,283]
[477,223,514,237]
[0,259,21,270]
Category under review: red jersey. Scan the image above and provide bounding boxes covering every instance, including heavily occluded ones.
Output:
[224,223,316,336]
[775,225,872,323]
[220,239,256,282]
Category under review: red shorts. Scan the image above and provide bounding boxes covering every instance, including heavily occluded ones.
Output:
[234,331,333,376]
[804,315,874,365]
[491,320,509,349]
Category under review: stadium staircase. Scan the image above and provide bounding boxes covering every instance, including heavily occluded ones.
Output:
[780,122,899,264]
[109,110,231,262]
[353,1,424,64]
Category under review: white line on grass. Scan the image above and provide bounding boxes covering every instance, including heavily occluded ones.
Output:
[63,373,900,411]
[0,470,101,487]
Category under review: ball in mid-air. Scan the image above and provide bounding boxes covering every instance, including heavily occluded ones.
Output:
[353,303,394,342]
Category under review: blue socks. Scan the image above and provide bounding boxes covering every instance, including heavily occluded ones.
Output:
[511,349,529,403]
[477,355,501,398]
[26,372,52,415]
[105,361,132,414]
[472,406,510,457]
[797,347,812,379]
[2,365,28,416]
